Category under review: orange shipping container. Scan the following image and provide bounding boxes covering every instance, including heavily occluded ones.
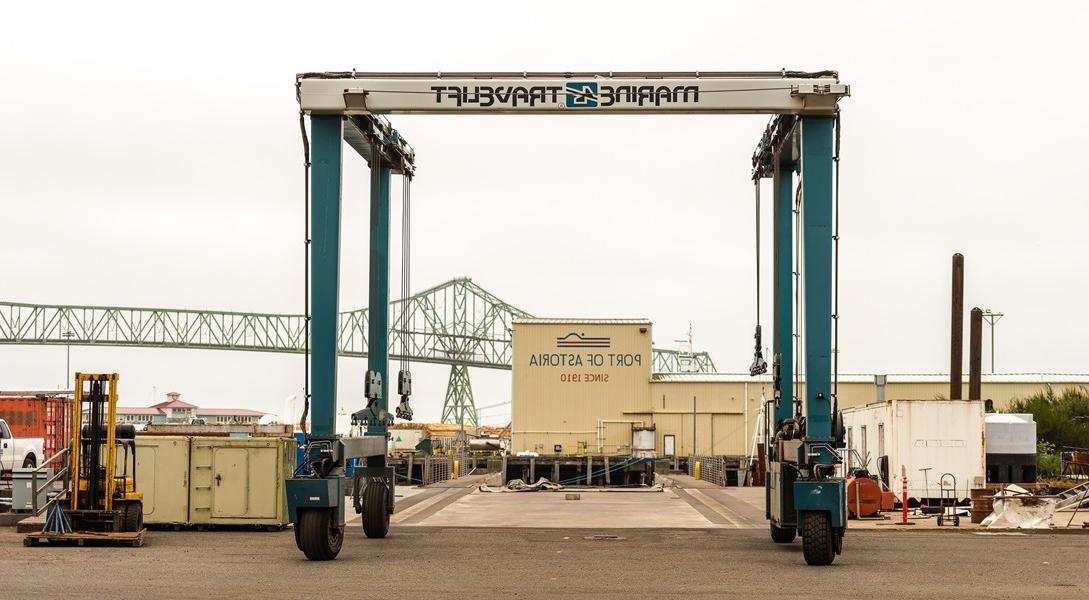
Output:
[0,394,72,460]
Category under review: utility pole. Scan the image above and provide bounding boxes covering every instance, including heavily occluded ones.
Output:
[62,330,75,388]
[982,310,1004,374]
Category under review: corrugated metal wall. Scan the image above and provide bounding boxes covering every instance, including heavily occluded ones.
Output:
[512,322,1083,457]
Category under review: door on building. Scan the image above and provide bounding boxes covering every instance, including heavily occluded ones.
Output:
[664,435,676,457]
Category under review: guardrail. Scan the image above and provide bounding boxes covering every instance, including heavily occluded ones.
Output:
[31,446,70,515]
[689,455,727,487]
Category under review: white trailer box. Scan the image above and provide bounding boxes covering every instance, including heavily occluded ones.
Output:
[842,399,985,502]
[390,429,425,452]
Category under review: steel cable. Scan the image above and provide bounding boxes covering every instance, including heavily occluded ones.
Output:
[297,79,312,434]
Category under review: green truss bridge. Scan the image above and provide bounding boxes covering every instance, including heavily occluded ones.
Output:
[0,278,716,427]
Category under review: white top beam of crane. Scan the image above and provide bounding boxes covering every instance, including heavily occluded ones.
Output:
[297,70,848,116]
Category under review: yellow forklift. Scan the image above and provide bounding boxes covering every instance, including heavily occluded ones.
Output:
[66,373,143,532]
[27,373,144,545]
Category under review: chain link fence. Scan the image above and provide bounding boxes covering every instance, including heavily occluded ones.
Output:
[688,455,727,486]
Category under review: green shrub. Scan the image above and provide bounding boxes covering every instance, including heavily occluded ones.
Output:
[1036,441,1060,478]
[1007,386,1089,450]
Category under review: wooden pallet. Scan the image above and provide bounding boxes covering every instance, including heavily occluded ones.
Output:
[23,528,146,547]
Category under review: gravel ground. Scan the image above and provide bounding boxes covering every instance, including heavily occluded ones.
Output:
[1,525,1085,599]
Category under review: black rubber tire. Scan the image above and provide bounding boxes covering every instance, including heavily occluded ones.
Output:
[297,508,343,561]
[362,479,390,539]
[770,522,797,543]
[293,522,304,550]
[22,455,36,469]
[801,511,836,566]
[120,501,143,532]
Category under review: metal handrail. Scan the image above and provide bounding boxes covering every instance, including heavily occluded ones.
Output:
[31,446,70,515]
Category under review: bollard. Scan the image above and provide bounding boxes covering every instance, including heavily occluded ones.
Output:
[901,465,908,525]
[453,460,460,479]
[695,461,701,481]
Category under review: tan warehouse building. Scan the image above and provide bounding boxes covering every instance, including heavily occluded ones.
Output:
[511,318,1087,457]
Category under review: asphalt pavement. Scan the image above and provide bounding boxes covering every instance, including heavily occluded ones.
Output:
[1,525,1085,599]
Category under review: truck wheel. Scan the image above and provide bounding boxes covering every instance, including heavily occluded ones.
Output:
[293,523,304,550]
[22,455,36,469]
[297,508,343,561]
[801,511,836,566]
[362,479,390,539]
[770,522,796,543]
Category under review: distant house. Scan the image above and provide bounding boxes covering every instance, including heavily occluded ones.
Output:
[103,392,267,425]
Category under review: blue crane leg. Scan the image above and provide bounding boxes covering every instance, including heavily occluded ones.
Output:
[367,165,391,436]
[309,115,343,439]
[800,117,834,442]
[773,160,793,427]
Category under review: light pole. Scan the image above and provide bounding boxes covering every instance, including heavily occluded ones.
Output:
[982,310,1004,374]
[62,330,75,387]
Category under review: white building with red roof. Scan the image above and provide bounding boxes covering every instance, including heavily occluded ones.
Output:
[111,392,267,425]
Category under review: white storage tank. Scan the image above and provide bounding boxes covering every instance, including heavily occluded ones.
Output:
[985,413,1037,483]
[632,426,656,458]
[841,399,985,502]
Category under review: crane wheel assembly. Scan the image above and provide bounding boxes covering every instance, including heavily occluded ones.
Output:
[361,479,391,538]
[801,511,841,566]
[296,508,343,561]
[770,522,797,544]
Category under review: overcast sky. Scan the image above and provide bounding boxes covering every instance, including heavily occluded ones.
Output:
[2,1,1087,425]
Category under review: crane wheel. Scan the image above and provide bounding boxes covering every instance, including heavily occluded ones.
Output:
[801,511,836,566]
[770,522,796,543]
[362,479,390,539]
[298,508,343,561]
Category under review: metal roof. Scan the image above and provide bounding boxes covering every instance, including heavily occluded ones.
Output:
[513,318,651,325]
[650,372,1089,383]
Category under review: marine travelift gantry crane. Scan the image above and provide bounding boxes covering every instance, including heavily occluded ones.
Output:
[288,70,850,564]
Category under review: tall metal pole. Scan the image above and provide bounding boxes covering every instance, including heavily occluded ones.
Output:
[983,310,1004,374]
[950,254,964,400]
[969,308,983,400]
[62,330,74,388]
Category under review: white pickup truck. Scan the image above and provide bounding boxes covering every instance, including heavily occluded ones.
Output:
[0,418,43,471]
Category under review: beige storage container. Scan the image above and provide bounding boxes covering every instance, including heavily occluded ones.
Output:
[135,436,191,525]
[188,437,296,526]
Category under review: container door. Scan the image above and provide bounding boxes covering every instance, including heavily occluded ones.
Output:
[245,445,279,520]
[209,442,279,520]
[136,436,190,524]
[211,447,250,518]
